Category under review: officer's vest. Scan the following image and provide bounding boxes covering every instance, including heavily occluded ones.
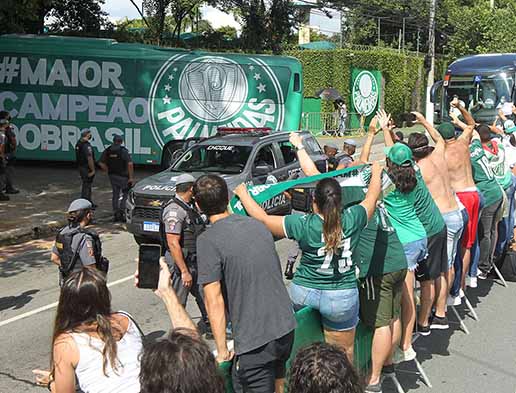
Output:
[55,225,102,277]
[75,140,90,167]
[160,196,206,258]
[105,145,128,176]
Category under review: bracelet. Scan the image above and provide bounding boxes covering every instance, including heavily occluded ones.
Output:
[295,145,305,151]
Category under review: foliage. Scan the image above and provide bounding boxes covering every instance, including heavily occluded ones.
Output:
[48,0,111,33]
[0,0,52,34]
[286,48,426,117]
[445,0,516,57]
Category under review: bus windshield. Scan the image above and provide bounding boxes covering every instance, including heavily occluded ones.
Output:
[172,144,253,174]
[445,73,514,120]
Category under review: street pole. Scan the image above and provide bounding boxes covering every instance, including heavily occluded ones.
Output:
[398,29,402,53]
[402,17,406,51]
[377,17,381,46]
[490,0,495,9]
[425,0,437,123]
[416,28,420,54]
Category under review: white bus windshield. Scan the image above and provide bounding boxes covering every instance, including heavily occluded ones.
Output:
[445,73,514,120]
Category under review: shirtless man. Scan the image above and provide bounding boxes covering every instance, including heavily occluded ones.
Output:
[407,113,465,330]
[425,103,479,299]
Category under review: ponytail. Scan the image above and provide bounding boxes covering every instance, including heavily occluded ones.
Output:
[314,178,343,253]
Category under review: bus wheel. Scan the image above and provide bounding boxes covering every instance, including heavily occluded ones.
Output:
[161,142,183,169]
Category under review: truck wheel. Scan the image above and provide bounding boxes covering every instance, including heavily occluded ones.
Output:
[161,142,183,170]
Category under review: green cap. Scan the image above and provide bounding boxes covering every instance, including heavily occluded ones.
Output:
[437,122,456,140]
[384,143,414,166]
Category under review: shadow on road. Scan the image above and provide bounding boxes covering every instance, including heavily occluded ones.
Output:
[0,289,40,312]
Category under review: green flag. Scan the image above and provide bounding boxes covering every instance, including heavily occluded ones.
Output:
[349,68,382,130]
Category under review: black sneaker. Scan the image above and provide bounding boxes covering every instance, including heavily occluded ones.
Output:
[478,270,489,280]
[430,315,449,330]
[0,193,10,201]
[5,188,19,194]
[417,323,431,336]
[365,382,382,393]
[381,364,395,377]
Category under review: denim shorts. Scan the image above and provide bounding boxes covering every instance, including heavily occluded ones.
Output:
[402,238,428,271]
[288,283,359,331]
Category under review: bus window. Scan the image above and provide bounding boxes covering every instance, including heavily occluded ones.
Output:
[445,73,513,120]
[294,73,301,92]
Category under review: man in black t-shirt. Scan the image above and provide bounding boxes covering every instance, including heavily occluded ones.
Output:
[194,174,296,393]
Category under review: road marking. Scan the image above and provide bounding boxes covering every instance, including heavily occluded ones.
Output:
[0,275,134,328]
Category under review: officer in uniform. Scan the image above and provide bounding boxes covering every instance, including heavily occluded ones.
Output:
[99,135,135,222]
[0,111,19,194]
[160,174,211,334]
[75,129,96,205]
[50,199,106,286]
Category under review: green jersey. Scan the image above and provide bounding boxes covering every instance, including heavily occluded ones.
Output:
[482,139,512,190]
[335,168,408,277]
[284,204,367,290]
[470,139,504,207]
[414,169,446,237]
[382,174,427,244]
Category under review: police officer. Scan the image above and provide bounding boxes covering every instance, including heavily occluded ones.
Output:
[0,118,9,201]
[75,129,96,205]
[99,135,135,222]
[160,174,211,334]
[50,199,107,286]
[0,111,18,194]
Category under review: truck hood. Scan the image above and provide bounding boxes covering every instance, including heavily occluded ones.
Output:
[132,171,246,198]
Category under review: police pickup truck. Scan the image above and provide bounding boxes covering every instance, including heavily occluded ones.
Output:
[126,129,327,244]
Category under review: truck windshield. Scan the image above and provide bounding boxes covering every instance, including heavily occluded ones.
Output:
[172,145,253,174]
[445,73,514,120]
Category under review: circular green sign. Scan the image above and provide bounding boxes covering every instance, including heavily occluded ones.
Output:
[352,70,379,116]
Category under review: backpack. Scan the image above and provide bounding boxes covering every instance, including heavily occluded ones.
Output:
[4,127,16,154]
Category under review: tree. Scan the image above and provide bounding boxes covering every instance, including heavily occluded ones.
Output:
[48,0,111,33]
[216,25,237,40]
[0,0,53,34]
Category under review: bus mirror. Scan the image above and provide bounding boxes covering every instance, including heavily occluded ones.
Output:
[430,80,443,104]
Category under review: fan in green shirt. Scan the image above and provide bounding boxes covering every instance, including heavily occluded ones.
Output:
[470,138,503,207]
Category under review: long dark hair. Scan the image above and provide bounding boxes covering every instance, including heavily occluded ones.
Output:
[51,269,120,376]
[314,178,343,253]
[139,329,225,393]
[288,342,363,393]
[386,158,417,194]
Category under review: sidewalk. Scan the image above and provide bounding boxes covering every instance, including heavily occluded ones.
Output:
[0,162,157,246]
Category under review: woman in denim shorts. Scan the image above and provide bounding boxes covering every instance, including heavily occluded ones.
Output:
[235,169,383,362]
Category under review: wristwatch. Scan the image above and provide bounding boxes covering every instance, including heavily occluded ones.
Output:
[294,143,305,151]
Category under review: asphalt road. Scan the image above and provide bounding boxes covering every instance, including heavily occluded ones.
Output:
[1,226,516,393]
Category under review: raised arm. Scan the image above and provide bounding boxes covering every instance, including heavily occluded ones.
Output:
[378,109,394,147]
[358,116,379,163]
[412,111,443,144]
[453,100,475,127]
[233,184,286,238]
[359,162,382,220]
[289,132,321,176]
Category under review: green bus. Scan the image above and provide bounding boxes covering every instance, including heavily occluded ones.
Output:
[0,35,303,166]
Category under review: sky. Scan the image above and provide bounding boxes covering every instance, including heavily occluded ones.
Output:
[102,0,340,35]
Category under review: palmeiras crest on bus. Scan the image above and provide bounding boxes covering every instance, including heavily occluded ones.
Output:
[149,54,285,148]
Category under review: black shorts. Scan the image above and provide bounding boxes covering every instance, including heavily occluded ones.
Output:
[232,330,295,393]
[416,226,448,281]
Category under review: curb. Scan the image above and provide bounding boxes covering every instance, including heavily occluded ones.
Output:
[0,213,113,247]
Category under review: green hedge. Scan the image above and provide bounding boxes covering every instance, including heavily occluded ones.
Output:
[286,49,429,117]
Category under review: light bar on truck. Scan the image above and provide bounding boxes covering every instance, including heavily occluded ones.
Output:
[217,127,272,135]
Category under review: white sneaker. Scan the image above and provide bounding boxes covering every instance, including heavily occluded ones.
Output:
[466,276,478,288]
[393,346,417,364]
[447,295,461,306]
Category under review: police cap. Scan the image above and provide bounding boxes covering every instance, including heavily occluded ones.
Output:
[67,198,93,213]
[175,174,196,186]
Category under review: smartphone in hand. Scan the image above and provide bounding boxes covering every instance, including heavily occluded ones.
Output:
[138,244,161,289]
